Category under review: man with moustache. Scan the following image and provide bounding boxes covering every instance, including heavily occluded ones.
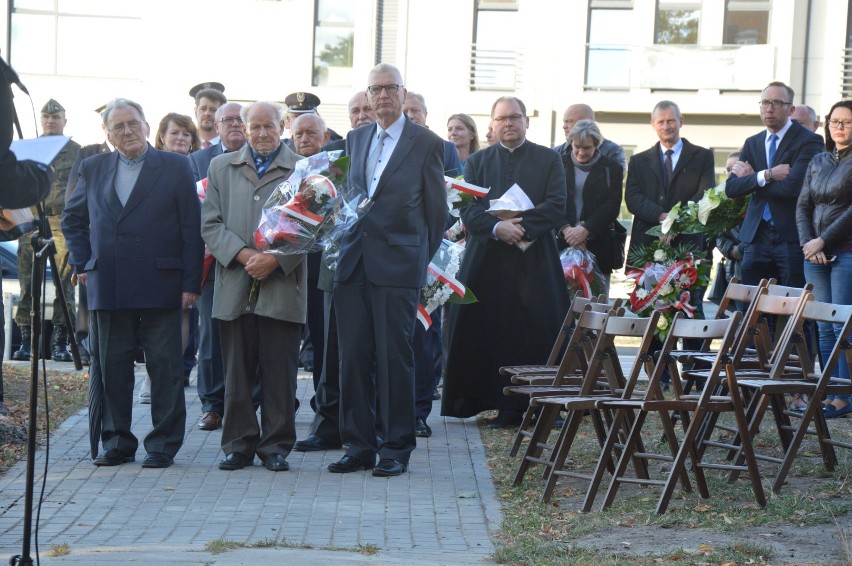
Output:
[189,101,246,431]
[62,98,203,468]
[327,64,445,477]
[202,101,305,472]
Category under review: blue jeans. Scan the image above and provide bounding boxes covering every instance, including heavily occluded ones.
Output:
[804,251,852,403]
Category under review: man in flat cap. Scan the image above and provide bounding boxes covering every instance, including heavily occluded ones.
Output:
[191,82,227,149]
[12,99,80,362]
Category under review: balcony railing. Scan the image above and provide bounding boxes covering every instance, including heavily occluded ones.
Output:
[842,48,852,98]
[585,44,776,91]
[469,44,523,91]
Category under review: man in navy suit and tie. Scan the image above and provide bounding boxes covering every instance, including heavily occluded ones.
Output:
[62,98,203,468]
[726,81,823,287]
[189,101,246,432]
[328,63,446,477]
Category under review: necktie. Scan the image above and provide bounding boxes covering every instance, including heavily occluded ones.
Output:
[366,129,389,195]
[255,154,270,179]
[663,149,674,190]
[763,134,778,224]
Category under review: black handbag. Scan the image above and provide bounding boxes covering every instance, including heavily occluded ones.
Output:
[708,259,729,305]
[608,220,627,270]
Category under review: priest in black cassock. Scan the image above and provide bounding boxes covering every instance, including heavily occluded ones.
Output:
[441,96,569,428]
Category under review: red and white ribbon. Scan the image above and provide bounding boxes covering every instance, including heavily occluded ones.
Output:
[417,304,432,329]
[444,177,489,197]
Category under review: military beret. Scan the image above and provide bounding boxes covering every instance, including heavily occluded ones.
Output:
[94,103,107,114]
[284,91,321,114]
[41,99,65,114]
[189,81,225,98]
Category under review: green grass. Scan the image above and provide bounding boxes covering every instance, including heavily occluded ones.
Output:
[480,406,852,565]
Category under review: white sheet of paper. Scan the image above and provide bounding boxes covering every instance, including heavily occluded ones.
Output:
[10,136,70,166]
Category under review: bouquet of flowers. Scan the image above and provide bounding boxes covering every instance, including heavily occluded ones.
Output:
[417,239,477,329]
[559,247,607,299]
[625,241,711,339]
[254,150,350,255]
[320,191,364,271]
[647,181,748,239]
[444,176,488,217]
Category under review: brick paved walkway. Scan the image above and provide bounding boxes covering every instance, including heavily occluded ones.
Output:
[0,364,500,564]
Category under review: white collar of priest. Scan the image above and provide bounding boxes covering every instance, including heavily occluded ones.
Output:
[500,139,527,153]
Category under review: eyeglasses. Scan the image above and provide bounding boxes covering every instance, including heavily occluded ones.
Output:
[828,119,852,129]
[759,99,791,110]
[218,117,243,125]
[109,120,144,135]
[492,114,524,123]
[366,84,402,96]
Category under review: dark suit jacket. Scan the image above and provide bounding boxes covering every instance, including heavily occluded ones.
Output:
[189,142,225,182]
[335,117,446,288]
[625,138,715,257]
[443,140,462,177]
[725,120,823,244]
[62,145,204,311]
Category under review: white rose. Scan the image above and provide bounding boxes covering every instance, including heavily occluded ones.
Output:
[653,249,667,262]
[657,316,669,330]
[659,283,673,296]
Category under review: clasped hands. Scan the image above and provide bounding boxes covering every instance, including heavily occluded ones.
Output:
[561,225,589,250]
[237,247,279,279]
[803,237,830,264]
[495,218,526,245]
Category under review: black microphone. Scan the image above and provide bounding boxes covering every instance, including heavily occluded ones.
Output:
[0,56,28,95]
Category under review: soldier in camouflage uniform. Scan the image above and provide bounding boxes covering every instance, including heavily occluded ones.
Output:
[12,99,81,362]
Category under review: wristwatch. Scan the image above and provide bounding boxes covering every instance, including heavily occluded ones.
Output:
[764,169,773,182]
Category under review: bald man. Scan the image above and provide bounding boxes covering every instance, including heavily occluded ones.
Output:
[554,103,626,169]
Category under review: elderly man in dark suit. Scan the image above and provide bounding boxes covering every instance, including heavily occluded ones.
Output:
[189,101,246,432]
[328,64,446,477]
[62,98,203,469]
[725,81,823,287]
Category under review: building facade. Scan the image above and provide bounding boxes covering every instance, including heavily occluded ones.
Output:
[3,0,851,178]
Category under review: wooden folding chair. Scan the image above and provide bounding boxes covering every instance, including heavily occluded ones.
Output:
[732,299,852,493]
[498,293,609,380]
[511,313,661,503]
[504,306,620,457]
[597,313,760,515]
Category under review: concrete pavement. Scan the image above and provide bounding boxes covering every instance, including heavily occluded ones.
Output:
[0,362,501,565]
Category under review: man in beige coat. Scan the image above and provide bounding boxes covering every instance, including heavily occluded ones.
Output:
[201,101,306,472]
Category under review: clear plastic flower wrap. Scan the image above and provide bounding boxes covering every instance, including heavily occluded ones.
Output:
[254,150,350,255]
[320,189,364,272]
[559,247,607,299]
[417,239,477,329]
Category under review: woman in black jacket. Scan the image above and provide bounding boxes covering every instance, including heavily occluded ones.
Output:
[796,99,852,418]
[560,120,624,297]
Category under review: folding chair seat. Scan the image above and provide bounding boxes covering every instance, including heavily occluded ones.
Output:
[510,313,661,504]
[596,312,762,515]
[731,299,852,493]
[498,293,611,381]
[504,306,619,457]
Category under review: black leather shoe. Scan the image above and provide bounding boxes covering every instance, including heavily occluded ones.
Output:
[328,455,374,473]
[219,452,252,470]
[294,434,343,452]
[142,452,174,468]
[263,453,289,472]
[486,410,524,429]
[372,458,407,477]
[93,449,134,466]
[415,417,432,438]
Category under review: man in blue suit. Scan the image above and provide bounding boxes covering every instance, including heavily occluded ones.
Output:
[62,98,204,468]
[328,64,446,477]
[726,81,824,287]
[188,101,246,431]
